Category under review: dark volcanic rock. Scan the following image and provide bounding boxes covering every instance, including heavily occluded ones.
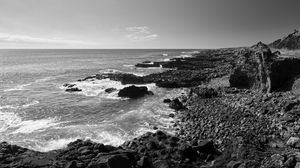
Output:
[118,85,152,98]
[65,87,82,92]
[229,42,300,92]
[189,87,219,98]
[269,29,300,49]
[163,99,171,103]
[105,87,117,93]
[169,98,185,110]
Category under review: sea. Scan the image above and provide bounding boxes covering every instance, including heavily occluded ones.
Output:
[0,49,196,152]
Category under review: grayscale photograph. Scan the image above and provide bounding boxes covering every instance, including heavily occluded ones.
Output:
[0,0,300,167]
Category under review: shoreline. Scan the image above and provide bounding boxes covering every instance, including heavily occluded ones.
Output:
[2,42,300,167]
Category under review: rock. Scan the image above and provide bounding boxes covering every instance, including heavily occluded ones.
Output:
[269,154,285,167]
[283,156,296,168]
[90,154,134,168]
[190,87,218,98]
[169,113,175,118]
[296,162,300,168]
[196,140,216,155]
[227,161,242,168]
[163,99,171,103]
[65,87,82,92]
[229,42,275,92]
[137,156,153,168]
[65,160,77,168]
[169,98,185,110]
[63,83,76,88]
[105,87,117,93]
[180,145,198,161]
[118,85,152,98]
[153,160,169,168]
[287,137,300,147]
[269,29,300,49]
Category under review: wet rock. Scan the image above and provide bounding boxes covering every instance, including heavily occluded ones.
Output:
[169,98,185,110]
[287,137,300,148]
[226,161,242,168]
[153,160,169,168]
[169,113,175,118]
[65,160,78,168]
[65,87,82,92]
[105,87,117,93]
[137,156,153,168]
[163,99,171,103]
[118,85,152,98]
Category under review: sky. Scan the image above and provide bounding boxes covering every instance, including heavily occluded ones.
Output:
[0,0,300,49]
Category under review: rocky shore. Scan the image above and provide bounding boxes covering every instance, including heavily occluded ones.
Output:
[2,41,300,168]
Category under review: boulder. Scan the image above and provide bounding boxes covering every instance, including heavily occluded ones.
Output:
[118,85,152,98]
[229,42,300,92]
[163,99,171,103]
[65,87,82,92]
[105,88,117,93]
[169,98,185,110]
[287,137,300,148]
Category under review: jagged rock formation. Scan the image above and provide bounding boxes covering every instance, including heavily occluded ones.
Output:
[229,42,300,92]
[269,29,300,49]
[118,85,153,98]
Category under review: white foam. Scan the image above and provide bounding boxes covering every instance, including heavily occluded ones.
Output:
[0,111,22,132]
[0,105,18,110]
[4,83,31,92]
[181,51,200,54]
[123,64,134,67]
[175,54,193,58]
[32,137,81,152]
[12,117,60,134]
[22,100,39,108]
[92,131,126,146]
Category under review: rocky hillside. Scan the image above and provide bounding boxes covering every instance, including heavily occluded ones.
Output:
[269,29,300,50]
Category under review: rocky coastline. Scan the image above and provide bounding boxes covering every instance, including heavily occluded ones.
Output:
[2,42,300,168]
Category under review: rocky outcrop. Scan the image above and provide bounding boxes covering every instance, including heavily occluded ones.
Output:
[229,42,300,92]
[0,131,221,168]
[269,29,300,49]
[122,131,220,168]
[118,85,152,98]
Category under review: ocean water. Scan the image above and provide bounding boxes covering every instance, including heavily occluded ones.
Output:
[0,49,195,152]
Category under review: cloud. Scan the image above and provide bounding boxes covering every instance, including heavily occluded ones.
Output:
[125,26,158,41]
[0,33,100,46]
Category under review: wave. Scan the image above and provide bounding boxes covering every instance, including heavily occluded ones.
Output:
[175,54,194,58]
[22,100,39,108]
[32,137,81,152]
[0,111,22,132]
[4,83,31,92]
[12,117,60,134]
[0,107,60,134]
[0,100,39,110]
